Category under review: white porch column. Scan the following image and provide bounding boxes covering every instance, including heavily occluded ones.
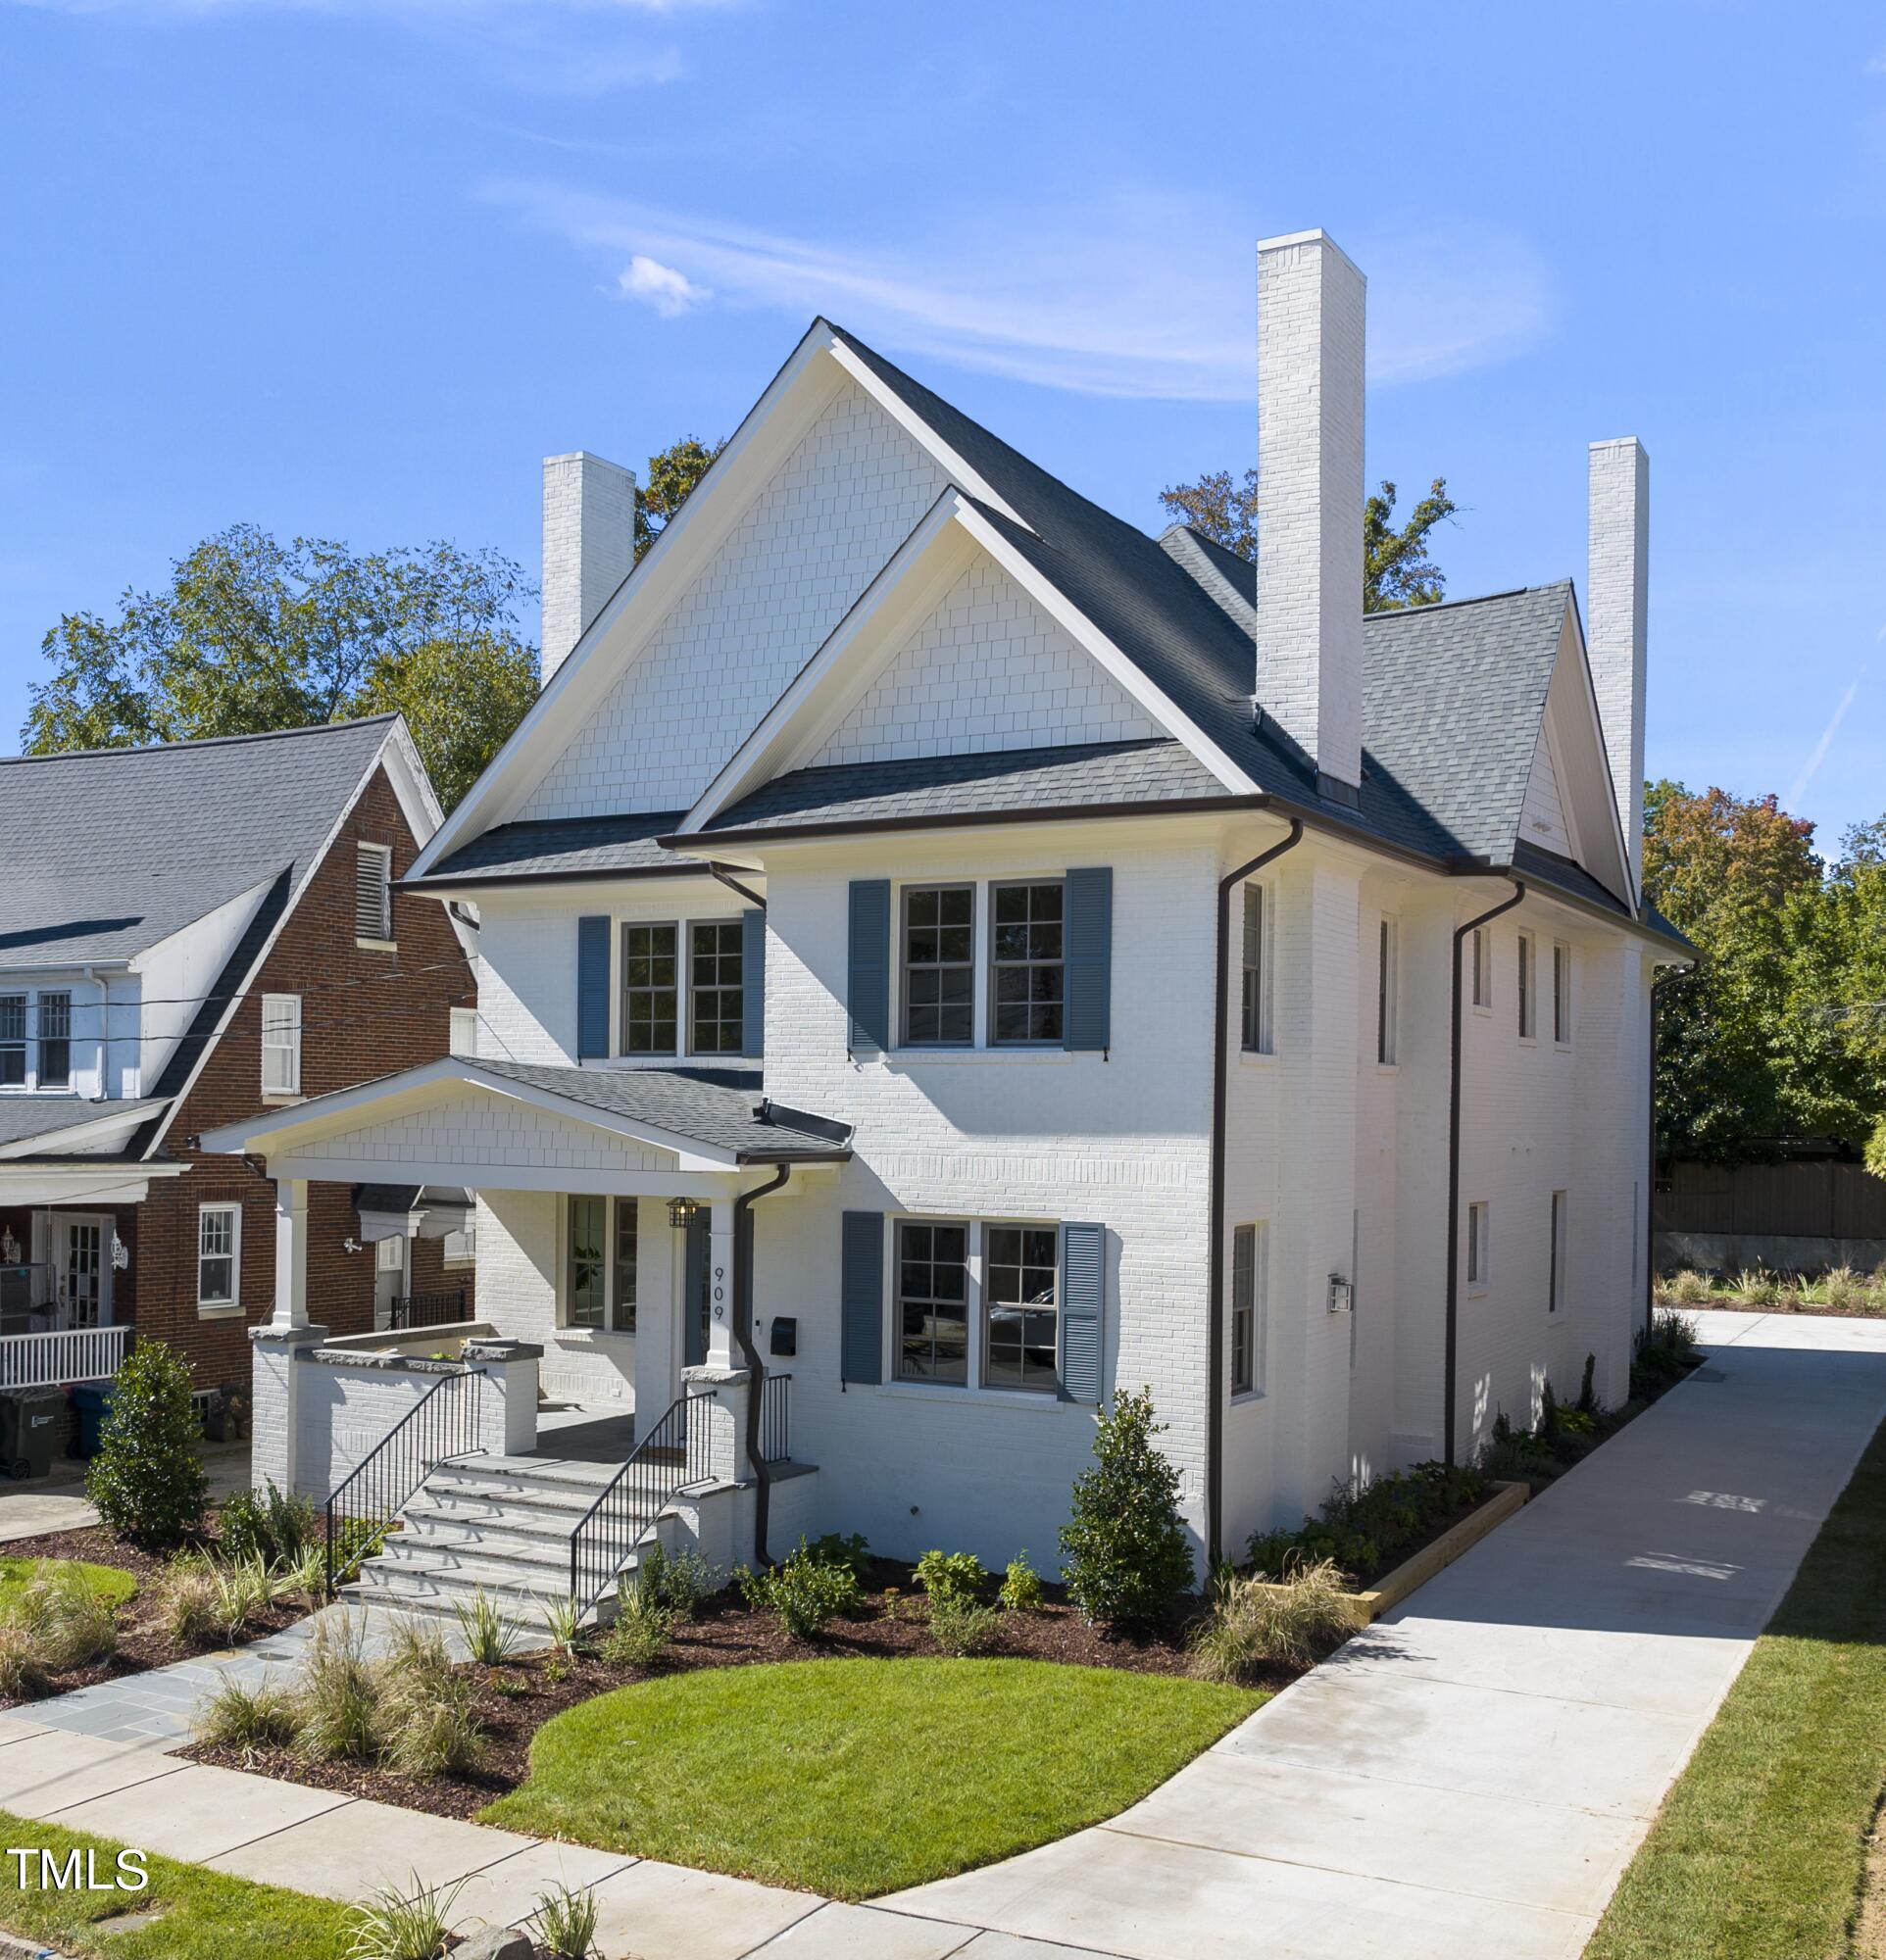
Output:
[271,1176,311,1329]
[707,1197,736,1369]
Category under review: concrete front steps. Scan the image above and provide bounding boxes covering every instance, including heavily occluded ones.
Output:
[346,1453,648,1641]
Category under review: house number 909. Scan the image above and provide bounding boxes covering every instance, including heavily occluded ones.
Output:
[713,1263,726,1321]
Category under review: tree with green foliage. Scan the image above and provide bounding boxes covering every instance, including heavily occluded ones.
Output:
[1059,1386,1195,1630]
[1157,470,1459,612]
[87,1341,209,1547]
[1645,781,1886,1163]
[635,435,726,560]
[22,526,539,810]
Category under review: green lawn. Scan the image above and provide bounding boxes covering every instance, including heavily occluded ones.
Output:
[0,1556,137,1618]
[483,1656,1262,1899]
[1586,1412,1886,1960]
[0,1809,349,1960]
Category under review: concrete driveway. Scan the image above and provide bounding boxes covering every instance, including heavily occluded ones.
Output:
[864,1310,1886,1960]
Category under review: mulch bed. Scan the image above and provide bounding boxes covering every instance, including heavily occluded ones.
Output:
[0,1523,316,1708]
[183,1563,1299,1825]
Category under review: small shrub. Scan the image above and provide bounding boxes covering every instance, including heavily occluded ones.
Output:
[739,1545,862,1639]
[1823,1265,1868,1311]
[529,1883,600,1960]
[914,1548,987,1606]
[633,1543,718,1618]
[1249,1460,1488,1582]
[0,1625,45,1698]
[1190,1560,1354,1681]
[86,1340,209,1547]
[802,1532,871,1583]
[345,1875,464,1960]
[156,1558,221,1646]
[453,1590,521,1666]
[998,1551,1045,1613]
[597,1588,677,1668]
[1059,1386,1195,1631]
[295,1612,383,1762]
[16,1565,118,1671]
[1668,1268,1713,1305]
[221,1482,320,1569]
[194,1673,298,1750]
[928,1595,1002,1656]
[1730,1265,1782,1307]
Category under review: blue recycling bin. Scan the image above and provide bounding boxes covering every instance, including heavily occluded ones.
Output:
[70,1383,115,1459]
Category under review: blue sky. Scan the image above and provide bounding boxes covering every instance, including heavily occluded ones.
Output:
[3,0,1883,851]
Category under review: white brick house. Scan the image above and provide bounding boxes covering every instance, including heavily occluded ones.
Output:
[210,228,1690,1621]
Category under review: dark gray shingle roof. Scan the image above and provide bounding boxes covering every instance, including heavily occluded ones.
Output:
[0,717,398,965]
[703,739,1228,836]
[411,811,690,889]
[473,1060,851,1161]
[0,1100,165,1150]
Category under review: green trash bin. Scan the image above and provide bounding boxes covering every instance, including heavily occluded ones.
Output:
[0,1388,67,1481]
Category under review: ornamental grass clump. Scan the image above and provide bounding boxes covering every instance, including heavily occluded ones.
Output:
[1059,1387,1195,1631]
[1190,1560,1353,1681]
[0,1625,45,1699]
[294,1611,384,1762]
[15,1564,118,1670]
[529,1883,601,1960]
[345,1874,465,1960]
[86,1340,209,1547]
[194,1673,298,1751]
[155,1558,221,1646]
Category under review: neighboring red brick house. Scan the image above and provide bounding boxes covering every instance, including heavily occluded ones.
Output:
[0,715,477,1388]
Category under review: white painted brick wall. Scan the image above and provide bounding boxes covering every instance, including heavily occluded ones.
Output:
[1588,438,1650,885]
[521,383,947,819]
[812,555,1161,767]
[1257,231,1365,789]
[542,453,637,684]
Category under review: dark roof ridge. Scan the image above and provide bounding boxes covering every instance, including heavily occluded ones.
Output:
[0,713,399,767]
[1364,581,1569,621]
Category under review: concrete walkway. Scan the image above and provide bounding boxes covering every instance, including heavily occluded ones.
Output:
[0,1310,1879,1959]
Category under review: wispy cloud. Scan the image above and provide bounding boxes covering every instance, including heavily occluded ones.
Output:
[618,253,708,317]
[12,0,727,12]
[1786,662,1868,807]
[1866,49,1886,74]
[488,182,1555,401]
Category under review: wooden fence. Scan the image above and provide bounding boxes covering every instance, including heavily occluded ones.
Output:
[1655,1159,1886,1271]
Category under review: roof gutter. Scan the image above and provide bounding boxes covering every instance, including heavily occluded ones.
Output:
[732,1163,791,1568]
[1446,878,1526,1465]
[1208,817,1303,1564]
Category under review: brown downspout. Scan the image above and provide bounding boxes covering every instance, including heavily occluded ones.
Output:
[1445,879,1525,1465]
[732,1163,790,1568]
[708,863,767,911]
[1208,818,1304,1565]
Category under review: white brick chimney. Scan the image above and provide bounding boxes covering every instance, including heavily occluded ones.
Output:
[1587,437,1650,889]
[541,451,636,685]
[1257,228,1366,795]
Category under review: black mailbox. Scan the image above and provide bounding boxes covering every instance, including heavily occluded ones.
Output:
[769,1316,797,1357]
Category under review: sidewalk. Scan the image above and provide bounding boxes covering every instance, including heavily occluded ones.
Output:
[0,1310,1880,1960]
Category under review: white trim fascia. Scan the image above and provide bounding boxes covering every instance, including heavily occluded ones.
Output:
[411,324,860,879]
[674,491,970,834]
[261,1155,737,1200]
[823,331,1027,530]
[142,720,415,1159]
[199,1054,742,1173]
[954,503,1259,795]
[379,715,445,845]
[0,1100,171,1160]
[0,1162,182,1205]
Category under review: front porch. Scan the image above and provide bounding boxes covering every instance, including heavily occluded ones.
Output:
[201,1055,849,1621]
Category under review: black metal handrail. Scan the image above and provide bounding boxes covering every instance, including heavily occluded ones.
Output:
[323,1368,483,1594]
[759,1372,791,1465]
[569,1387,715,1618]
[386,1289,470,1331]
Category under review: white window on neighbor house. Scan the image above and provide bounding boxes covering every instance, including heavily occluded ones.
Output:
[1549,1190,1568,1315]
[260,993,301,1095]
[449,1007,478,1058]
[1240,884,1270,1054]
[36,992,72,1090]
[1516,933,1537,1040]
[1376,916,1400,1065]
[1466,1200,1490,1288]
[197,1203,240,1308]
[1553,942,1572,1046]
[1470,926,1492,1010]
[355,842,393,943]
[1231,1221,1266,1396]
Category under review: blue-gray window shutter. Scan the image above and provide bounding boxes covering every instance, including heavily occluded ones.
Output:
[841,1210,884,1385]
[740,908,766,1057]
[1063,866,1113,1052]
[576,915,610,1058]
[1059,1221,1105,1403]
[848,880,891,1054]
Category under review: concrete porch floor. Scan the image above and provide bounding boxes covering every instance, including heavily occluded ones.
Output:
[531,1401,638,1464]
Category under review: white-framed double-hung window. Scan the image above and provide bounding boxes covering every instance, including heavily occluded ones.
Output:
[563,1196,636,1334]
[197,1203,240,1309]
[1240,885,1270,1054]
[1376,917,1400,1065]
[0,990,73,1091]
[892,1217,1065,1396]
[261,993,301,1095]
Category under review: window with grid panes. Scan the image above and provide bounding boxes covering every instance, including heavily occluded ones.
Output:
[689,921,745,1054]
[621,923,678,1054]
[985,1224,1059,1391]
[896,1220,968,1383]
[903,886,973,1045]
[990,882,1064,1044]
